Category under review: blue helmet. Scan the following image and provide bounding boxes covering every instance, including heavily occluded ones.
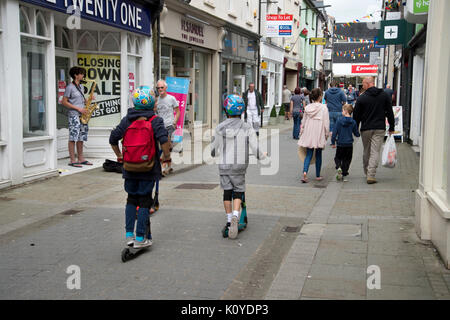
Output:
[223,94,245,116]
[132,85,155,110]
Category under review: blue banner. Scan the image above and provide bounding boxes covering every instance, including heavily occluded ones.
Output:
[21,0,152,36]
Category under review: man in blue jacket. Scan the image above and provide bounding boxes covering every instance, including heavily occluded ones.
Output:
[324,82,347,136]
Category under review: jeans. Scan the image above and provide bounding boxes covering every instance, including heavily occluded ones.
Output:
[124,179,155,238]
[329,111,342,133]
[303,148,323,177]
[292,111,301,139]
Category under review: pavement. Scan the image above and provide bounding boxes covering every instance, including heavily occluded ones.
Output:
[0,119,449,300]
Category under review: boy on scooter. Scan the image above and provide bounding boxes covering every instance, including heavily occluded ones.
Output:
[211,94,268,239]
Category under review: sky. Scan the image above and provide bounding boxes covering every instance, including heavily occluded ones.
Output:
[323,0,383,23]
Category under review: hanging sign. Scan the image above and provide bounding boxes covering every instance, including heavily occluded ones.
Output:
[265,14,293,37]
[309,37,326,45]
[351,65,378,74]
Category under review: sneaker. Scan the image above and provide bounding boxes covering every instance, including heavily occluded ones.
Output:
[222,222,231,238]
[133,238,153,249]
[228,216,239,239]
[126,237,134,247]
[336,168,343,181]
[367,177,377,184]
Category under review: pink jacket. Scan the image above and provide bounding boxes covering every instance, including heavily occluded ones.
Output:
[298,102,330,149]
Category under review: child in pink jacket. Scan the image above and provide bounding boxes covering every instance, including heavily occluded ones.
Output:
[298,88,330,183]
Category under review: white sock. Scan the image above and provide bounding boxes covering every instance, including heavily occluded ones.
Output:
[233,210,240,219]
[227,213,232,223]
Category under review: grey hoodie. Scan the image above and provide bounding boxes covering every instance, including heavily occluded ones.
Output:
[211,118,266,175]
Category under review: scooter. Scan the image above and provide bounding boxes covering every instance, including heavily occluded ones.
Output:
[222,192,248,238]
[121,219,152,263]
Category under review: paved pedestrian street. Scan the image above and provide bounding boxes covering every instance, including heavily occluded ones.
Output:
[0,126,449,300]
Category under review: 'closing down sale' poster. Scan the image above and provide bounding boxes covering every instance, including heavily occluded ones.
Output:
[77,53,121,127]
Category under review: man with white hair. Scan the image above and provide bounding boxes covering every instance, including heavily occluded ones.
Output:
[155,79,180,175]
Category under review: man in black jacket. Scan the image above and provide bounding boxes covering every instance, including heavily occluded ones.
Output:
[353,77,395,184]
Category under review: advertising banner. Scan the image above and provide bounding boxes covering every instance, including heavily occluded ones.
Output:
[166,77,191,144]
[266,14,293,37]
[77,53,121,126]
[386,106,403,138]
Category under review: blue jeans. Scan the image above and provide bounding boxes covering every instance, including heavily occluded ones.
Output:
[303,148,323,177]
[292,111,301,139]
[124,179,155,238]
[329,111,342,133]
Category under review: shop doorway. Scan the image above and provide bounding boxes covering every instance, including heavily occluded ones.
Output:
[55,51,73,159]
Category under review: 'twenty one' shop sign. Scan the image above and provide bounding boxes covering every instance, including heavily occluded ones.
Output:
[21,0,152,36]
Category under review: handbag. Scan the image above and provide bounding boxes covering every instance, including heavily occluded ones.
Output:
[298,146,316,165]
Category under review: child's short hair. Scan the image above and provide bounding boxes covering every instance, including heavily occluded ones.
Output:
[343,104,354,115]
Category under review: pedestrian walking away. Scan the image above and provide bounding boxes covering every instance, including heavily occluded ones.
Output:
[282,85,292,120]
[353,77,395,184]
[243,83,264,136]
[211,94,268,239]
[290,87,305,140]
[298,88,330,183]
[154,79,180,176]
[331,104,360,182]
[109,85,171,253]
[345,84,357,106]
[324,81,347,137]
[61,66,93,168]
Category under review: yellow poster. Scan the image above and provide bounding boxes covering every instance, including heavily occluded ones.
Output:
[77,54,121,127]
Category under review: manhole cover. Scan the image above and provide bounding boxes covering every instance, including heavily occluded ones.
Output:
[283,226,301,233]
[175,183,218,190]
[313,185,326,188]
[59,209,83,216]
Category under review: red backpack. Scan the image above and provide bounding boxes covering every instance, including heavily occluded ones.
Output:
[122,116,157,172]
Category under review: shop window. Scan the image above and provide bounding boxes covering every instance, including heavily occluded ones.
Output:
[127,37,133,54]
[77,30,98,51]
[36,11,48,37]
[194,52,207,124]
[100,32,120,52]
[21,37,48,137]
[135,39,141,55]
[20,7,31,34]
[161,44,171,80]
[54,26,71,49]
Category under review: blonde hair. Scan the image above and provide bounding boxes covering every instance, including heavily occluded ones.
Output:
[343,104,354,115]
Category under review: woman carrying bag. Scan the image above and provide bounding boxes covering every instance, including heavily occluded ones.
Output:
[298,88,330,183]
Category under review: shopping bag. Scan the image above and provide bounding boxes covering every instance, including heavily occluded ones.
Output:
[298,146,315,165]
[381,135,397,168]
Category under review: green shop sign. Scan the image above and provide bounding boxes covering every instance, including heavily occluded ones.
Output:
[414,0,429,14]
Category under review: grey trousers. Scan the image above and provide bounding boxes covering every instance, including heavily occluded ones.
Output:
[361,129,385,178]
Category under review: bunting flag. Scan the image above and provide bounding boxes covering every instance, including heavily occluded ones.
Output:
[332,34,375,43]
[333,43,376,58]
[335,9,384,28]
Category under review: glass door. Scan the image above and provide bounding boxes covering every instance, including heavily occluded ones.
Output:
[55,51,72,159]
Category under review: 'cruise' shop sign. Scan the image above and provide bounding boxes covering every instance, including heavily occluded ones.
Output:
[22,0,152,36]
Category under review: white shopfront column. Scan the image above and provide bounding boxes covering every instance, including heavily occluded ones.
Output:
[120,31,128,118]
[140,35,153,87]
[3,0,23,185]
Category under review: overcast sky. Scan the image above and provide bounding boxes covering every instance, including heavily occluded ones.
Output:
[323,0,383,23]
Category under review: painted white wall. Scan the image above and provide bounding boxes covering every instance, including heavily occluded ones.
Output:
[416,0,450,268]
[410,53,424,147]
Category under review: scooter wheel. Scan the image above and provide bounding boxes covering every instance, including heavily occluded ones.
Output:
[121,248,131,262]
[243,216,248,229]
[222,226,229,238]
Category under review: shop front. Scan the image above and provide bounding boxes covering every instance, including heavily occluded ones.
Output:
[0,0,155,188]
[220,25,259,122]
[159,4,222,132]
[260,42,284,126]
[284,57,299,91]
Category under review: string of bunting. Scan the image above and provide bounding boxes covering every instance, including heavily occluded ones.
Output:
[332,34,374,43]
[334,43,376,57]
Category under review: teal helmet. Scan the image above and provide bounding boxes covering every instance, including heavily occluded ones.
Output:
[132,85,155,110]
[223,94,245,116]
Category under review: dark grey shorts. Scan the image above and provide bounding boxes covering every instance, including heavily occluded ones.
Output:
[220,174,245,192]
